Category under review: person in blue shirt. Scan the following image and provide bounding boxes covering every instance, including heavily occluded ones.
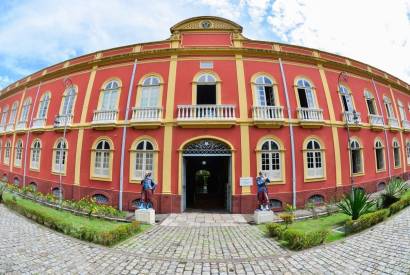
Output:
[256,171,270,211]
[140,172,156,209]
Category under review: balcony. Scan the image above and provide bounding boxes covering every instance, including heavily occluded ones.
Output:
[177,104,236,128]
[15,120,27,133]
[342,111,361,130]
[368,114,384,131]
[31,117,47,132]
[402,120,410,132]
[130,107,163,129]
[296,107,324,128]
[252,106,285,128]
[5,123,14,133]
[387,117,400,131]
[53,114,73,131]
[91,109,118,130]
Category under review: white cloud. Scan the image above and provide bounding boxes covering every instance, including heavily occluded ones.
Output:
[267,0,410,83]
[0,76,12,88]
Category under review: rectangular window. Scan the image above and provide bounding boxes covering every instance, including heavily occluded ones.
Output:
[394,148,401,167]
[200,61,213,69]
[376,148,384,171]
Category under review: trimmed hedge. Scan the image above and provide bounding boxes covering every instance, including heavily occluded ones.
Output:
[389,196,410,216]
[345,209,389,234]
[266,223,286,238]
[266,222,329,250]
[3,192,142,246]
[282,229,329,250]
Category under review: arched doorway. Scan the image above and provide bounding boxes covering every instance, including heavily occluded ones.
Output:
[181,139,232,212]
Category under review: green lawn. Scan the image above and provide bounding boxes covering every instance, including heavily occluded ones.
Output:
[259,213,349,243]
[2,192,150,245]
[402,190,410,200]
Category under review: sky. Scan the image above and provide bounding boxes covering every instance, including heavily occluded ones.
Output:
[0,0,409,89]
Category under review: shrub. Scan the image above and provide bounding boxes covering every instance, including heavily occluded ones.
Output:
[337,188,375,220]
[282,229,329,250]
[388,196,410,216]
[345,209,389,234]
[0,183,5,203]
[305,202,318,219]
[278,213,294,228]
[266,223,286,238]
[380,178,409,208]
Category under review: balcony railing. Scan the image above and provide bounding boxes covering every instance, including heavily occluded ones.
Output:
[177,105,236,120]
[16,120,27,130]
[253,106,284,121]
[54,114,73,128]
[369,114,384,126]
[402,120,410,131]
[131,107,162,121]
[296,108,323,121]
[32,117,47,129]
[92,109,118,124]
[343,111,361,125]
[5,123,14,132]
[388,117,399,128]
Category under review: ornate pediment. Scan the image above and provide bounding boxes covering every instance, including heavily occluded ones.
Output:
[170,16,243,34]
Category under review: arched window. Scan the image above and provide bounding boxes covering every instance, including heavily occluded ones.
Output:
[339,85,354,112]
[305,139,324,179]
[52,187,62,198]
[37,92,51,119]
[100,80,119,110]
[28,182,37,192]
[132,140,154,180]
[406,141,410,165]
[53,138,67,173]
[296,79,316,109]
[92,139,112,178]
[14,139,23,167]
[308,194,325,205]
[255,75,275,106]
[19,98,32,123]
[375,139,385,171]
[4,140,11,164]
[92,194,109,204]
[196,73,217,105]
[350,139,363,174]
[260,139,282,181]
[269,199,282,209]
[30,139,41,170]
[364,90,377,115]
[384,96,395,118]
[61,86,76,115]
[393,139,401,168]
[1,105,9,128]
[397,100,407,121]
[8,101,19,125]
[140,76,160,108]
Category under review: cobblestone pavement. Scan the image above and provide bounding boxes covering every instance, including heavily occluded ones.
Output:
[1,204,410,274]
[160,212,248,226]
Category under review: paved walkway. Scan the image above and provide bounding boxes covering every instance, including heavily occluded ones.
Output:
[1,204,410,274]
[160,212,248,226]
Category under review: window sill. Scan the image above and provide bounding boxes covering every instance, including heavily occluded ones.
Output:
[352,172,365,177]
[29,168,40,172]
[90,176,112,182]
[376,169,386,174]
[51,171,66,176]
[266,180,285,185]
[304,177,326,183]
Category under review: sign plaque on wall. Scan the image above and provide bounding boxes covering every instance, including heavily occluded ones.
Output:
[239,177,253,187]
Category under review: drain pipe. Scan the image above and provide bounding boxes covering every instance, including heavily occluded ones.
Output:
[372,78,391,178]
[278,58,297,208]
[119,59,138,211]
[23,82,42,187]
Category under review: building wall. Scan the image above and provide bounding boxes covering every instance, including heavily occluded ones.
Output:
[0,17,409,213]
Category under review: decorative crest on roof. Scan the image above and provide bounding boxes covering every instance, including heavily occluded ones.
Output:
[170,16,243,34]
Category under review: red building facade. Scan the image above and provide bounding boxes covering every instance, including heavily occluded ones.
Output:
[0,16,409,213]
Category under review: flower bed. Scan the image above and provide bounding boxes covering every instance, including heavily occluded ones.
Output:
[2,191,147,246]
[2,183,129,222]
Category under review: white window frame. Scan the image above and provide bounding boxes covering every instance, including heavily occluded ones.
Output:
[140,77,160,108]
[37,93,51,119]
[393,139,401,168]
[14,140,23,167]
[260,140,282,181]
[61,87,76,115]
[297,79,316,109]
[19,98,31,123]
[93,140,111,177]
[9,102,18,125]
[30,140,41,170]
[375,140,385,171]
[350,140,363,174]
[305,140,324,179]
[53,139,67,173]
[100,81,119,111]
[339,85,354,112]
[4,141,11,165]
[133,140,154,180]
[255,76,275,107]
